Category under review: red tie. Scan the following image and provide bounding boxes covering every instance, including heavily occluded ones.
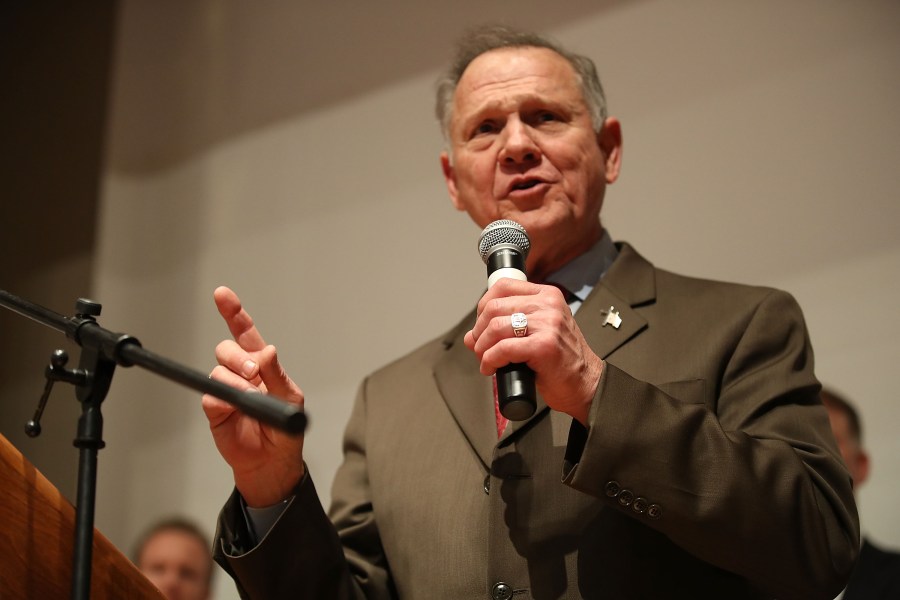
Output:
[493,375,508,438]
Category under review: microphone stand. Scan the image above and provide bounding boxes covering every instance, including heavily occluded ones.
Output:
[0,289,306,600]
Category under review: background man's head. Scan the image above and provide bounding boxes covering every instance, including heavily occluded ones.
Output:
[133,518,213,600]
[821,388,870,491]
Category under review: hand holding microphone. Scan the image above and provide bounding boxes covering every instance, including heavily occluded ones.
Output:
[467,219,604,426]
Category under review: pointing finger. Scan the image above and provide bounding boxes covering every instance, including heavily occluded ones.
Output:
[214,286,267,352]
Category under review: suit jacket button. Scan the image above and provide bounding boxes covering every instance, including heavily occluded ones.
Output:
[491,582,513,600]
[632,497,649,514]
[618,489,635,507]
[483,474,491,495]
[604,480,621,497]
[648,503,662,519]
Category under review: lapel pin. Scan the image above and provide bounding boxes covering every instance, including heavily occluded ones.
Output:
[601,306,622,329]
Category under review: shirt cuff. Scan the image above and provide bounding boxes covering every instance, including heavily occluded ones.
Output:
[243,496,293,546]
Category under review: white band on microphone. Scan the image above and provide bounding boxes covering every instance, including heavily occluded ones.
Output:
[487,268,528,288]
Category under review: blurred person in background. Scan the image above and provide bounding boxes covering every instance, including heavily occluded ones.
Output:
[821,388,900,600]
[134,517,213,600]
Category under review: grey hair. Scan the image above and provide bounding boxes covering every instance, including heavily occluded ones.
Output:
[435,25,608,141]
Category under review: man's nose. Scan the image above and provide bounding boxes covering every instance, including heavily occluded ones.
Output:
[498,119,540,166]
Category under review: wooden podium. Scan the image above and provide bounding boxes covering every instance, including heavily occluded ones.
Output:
[0,433,164,599]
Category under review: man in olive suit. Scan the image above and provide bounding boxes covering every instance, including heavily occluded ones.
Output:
[203,26,859,599]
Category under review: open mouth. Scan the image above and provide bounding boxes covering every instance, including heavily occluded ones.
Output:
[511,179,543,191]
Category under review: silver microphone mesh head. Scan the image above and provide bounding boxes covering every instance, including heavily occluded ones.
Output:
[478,220,531,264]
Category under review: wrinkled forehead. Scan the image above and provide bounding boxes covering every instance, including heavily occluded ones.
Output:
[450,47,586,132]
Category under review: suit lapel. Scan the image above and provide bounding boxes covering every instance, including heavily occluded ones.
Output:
[433,308,498,469]
[579,243,655,358]
[433,243,658,455]
[577,287,646,359]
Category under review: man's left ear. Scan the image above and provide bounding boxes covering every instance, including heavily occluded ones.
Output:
[597,117,623,184]
[441,151,465,211]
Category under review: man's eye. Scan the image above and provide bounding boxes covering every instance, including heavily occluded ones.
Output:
[474,122,497,135]
[537,111,558,123]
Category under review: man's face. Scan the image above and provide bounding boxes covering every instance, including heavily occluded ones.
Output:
[826,406,870,490]
[441,46,622,280]
[138,530,211,600]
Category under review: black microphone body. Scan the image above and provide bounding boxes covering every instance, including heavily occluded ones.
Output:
[478,220,536,421]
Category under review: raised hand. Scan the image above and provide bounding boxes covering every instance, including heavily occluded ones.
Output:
[202,286,305,507]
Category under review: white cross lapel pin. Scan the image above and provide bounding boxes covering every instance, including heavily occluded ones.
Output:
[601,306,622,329]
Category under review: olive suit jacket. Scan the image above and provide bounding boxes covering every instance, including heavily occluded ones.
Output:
[214,243,859,600]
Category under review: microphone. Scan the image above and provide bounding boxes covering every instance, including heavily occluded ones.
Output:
[477,219,536,421]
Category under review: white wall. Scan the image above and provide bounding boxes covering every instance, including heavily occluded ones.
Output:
[95,1,900,597]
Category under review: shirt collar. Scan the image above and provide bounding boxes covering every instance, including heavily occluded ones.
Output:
[544,229,618,303]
